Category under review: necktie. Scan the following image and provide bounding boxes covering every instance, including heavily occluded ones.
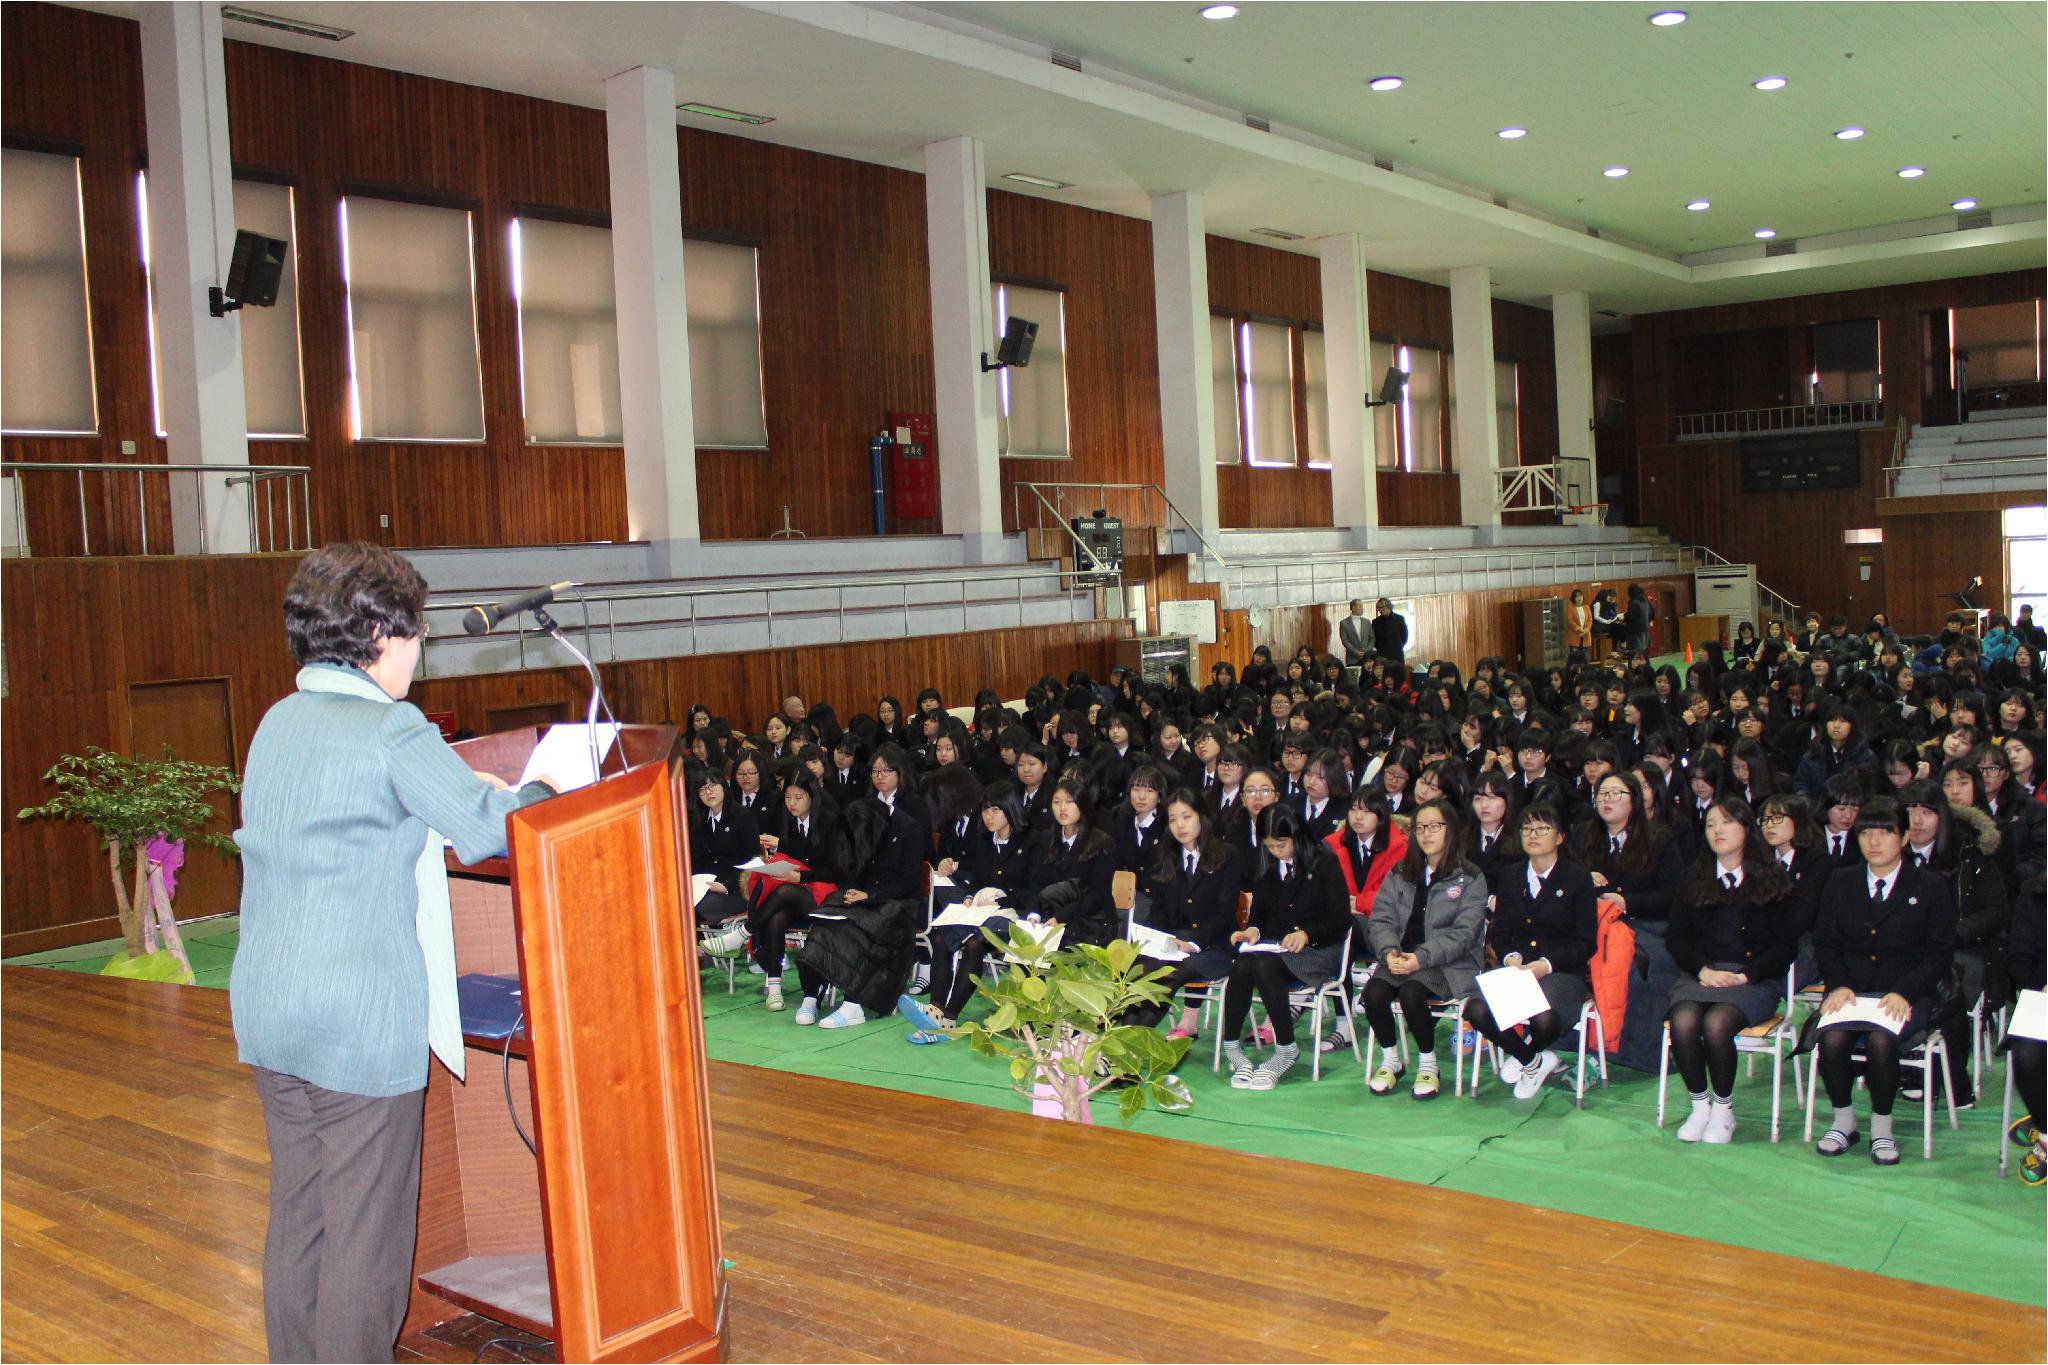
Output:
[1610,836,1623,855]
[1278,862,1290,883]
[1908,849,1924,868]
[1185,850,1197,877]
[1722,872,1737,892]
[1872,877,1888,903]
[1831,834,1844,856]
[1482,834,1494,853]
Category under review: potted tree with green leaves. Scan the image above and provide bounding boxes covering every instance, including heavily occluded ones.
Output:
[951,923,1196,1124]
[17,745,241,984]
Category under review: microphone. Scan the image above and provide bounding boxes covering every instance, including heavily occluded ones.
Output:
[463,582,574,636]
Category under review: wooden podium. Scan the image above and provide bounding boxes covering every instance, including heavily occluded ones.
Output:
[402,723,727,1363]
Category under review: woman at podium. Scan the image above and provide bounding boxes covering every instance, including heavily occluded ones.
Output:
[230,542,558,1364]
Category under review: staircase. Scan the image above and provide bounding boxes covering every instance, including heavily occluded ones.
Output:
[1890,409,2045,498]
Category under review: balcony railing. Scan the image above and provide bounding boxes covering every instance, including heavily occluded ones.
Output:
[1675,399,1883,441]
[0,461,312,557]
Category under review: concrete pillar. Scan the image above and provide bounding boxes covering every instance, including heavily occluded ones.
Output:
[1151,192,1219,543]
[140,2,250,554]
[1317,233,1376,541]
[1552,290,1599,525]
[1449,265,1501,530]
[607,66,699,564]
[923,136,1004,557]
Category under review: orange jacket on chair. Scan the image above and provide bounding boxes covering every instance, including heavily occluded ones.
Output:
[1589,894,1635,1052]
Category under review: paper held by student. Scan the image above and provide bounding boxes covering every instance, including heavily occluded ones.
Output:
[1816,994,1908,1037]
[930,902,1017,930]
[517,722,621,792]
[1475,965,1551,1032]
[1126,922,1189,962]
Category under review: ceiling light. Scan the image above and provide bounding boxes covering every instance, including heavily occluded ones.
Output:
[1754,228,1777,239]
[1897,165,1925,179]
[1251,227,1305,241]
[1648,10,1688,25]
[1497,127,1528,140]
[221,5,353,40]
[1752,76,1787,91]
[1001,172,1073,190]
[1198,3,1239,17]
[1834,127,1865,141]
[1686,199,1711,211]
[676,101,773,126]
[1603,167,1630,178]
[1952,197,1978,211]
[1368,76,1403,92]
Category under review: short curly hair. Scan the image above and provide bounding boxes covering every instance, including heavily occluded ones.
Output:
[283,541,428,667]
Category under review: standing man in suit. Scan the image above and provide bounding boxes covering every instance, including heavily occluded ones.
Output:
[1371,597,1410,675]
[1340,600,1373,675]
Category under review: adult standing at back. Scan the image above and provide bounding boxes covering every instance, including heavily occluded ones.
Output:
[1624,584,1654,655]
[1372,597,1409,675]
[232,542,559,1363]
[1340,599,1373,672]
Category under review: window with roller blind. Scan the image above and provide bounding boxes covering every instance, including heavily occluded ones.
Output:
[1239,320,1296,466]
[684,237,767,450]
[1495,359,1520,466]
[341,196,486,442]
[1400,343,1444,472]
[992,282,1068,459]
[1,149,97,435]
[138,173,307,438]
[1211,314,1241,464]
[1302,327,1330,468]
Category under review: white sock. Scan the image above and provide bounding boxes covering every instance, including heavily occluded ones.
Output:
[1709,1093,1733,1110]
[1832,1105,1858,1134]
[1417,1050,1439,1073]
[1223,1041,1249,1069]
[801,996,817,1010]
[1870,1112,1894,1141]
[1688,1090,1710,1111]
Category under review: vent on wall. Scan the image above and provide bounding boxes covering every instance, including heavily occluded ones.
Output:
[1373,157,1394,172]
[1764,239,1798,257]
[1586,226,1602,239]
[1050,50,1083,72]
[221,5,354,40]
[1245,114,1271,132]
[1492,195,1510,209]
[1957,209,1993,231]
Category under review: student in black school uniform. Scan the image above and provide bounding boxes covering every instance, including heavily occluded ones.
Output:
[1016,779,1118,948]
[1011,741,1054,838]
[1615,691,1664,769]
[788,801,928,1030]
[1363,799,1488,1100]
[1465,803,1600,1101]
[1507,728,1557,804]
[1467,770,1522,892]
[1107,764,1170,916]
[1209,744,1251,822]
[1579,770,1688,1073]
[1805,797,1958,1166]
[926,783,1037,1025]
[1973,745,2046,896]
[2003,872,2046,1184]
[1567,738,1621,829]
[731,749,773,821]
[1795,703,1878,801]
[1758,792,1828,986]
[1813,773,1869,867]
[1663,797,1799,1143]
[1151,717,1202,790]
[1215,806,1353,1090]
[1680,747,1731,835]
[745,771,841,1011]
[827,732,870,806]
[688,766,761,931]
[873,695,910,747]
[1277,734,1313,809]
[1128,790,1243,1035]
[1217,766,1284,881]
[1412,759,1469,820]
[1728,737,1780,807]
[1374,746,1422,817]
[1903,776,2006,1110]
[867,743,931,858]
[1296,748,1348,844]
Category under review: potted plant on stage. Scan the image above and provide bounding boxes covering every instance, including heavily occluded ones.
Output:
[16,746,241,985]
[952,923,1196,1124]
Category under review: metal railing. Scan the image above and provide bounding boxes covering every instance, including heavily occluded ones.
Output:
[0,460,312,556]
[1883,452,2045,499]
[420,563,1118,676]
[1674,399,1883,441]
[1214,540,1687,610]
[1012,481,1229,583]
[1495,457,1598,517]
[1675,543,1801,623]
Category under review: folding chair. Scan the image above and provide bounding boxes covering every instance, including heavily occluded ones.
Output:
[1999,1058,2020,1177]
[1239,933,1361,1081]
[1802,1024,1959,1159]
[1358,967,1473,1096]
[1971,992,2007,1076]
[1471,998,1608,1107]
[1655,965,1803,1141]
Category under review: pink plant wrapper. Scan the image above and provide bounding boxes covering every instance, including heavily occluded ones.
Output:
[144,834,186,901]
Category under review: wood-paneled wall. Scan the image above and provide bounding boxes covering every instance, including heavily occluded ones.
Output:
[1877,492,2035,636]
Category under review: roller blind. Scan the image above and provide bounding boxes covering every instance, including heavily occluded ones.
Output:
[993,283,1068,459]
[1401,344,1443,472]
[341,196,485,441]
[1302,328,1329,468]
[1212,314,1241,464]
[2,150,96,434]
[1242,320,1295,466]
[686,238,767,449]
[1371,338,1398,469]
[513,218,621,443]
[1495,358,1520,466]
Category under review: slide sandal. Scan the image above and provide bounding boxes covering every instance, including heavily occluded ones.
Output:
[905,1029,952,1045]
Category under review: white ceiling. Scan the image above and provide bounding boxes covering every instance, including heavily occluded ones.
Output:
[69,0,2048,319]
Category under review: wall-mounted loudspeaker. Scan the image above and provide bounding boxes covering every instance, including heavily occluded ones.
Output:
[209,229,288,316]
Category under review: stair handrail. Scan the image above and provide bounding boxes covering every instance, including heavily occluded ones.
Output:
[1013,481,1230,584]
[1886,415,1911,497]
[1678,543,1801,623]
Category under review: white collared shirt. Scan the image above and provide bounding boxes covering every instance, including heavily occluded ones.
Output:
[1527,860,1556,898]
[1866,866,1899,899]
[1717,862,1745,889]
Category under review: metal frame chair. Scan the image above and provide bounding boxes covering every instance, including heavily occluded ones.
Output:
[1357,965,1473,1096]
[1801,1023,1959,1159]
[1654,965,1803,1141]
[1237,932,1361,1082]
[1471,998,1609,1107]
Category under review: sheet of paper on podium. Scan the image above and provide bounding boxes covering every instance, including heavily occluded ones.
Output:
[518,722,621,792]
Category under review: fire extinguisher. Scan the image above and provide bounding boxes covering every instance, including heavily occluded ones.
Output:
[868,428,889,537]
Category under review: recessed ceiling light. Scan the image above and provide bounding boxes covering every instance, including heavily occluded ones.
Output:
[1002,172,1073,190]
[1603,167,1630,178]
[1897,165,1925,179]
[1686,199,1711,211]
[1368,76,1404,92]
[1198,3,1239,17]
[1497,127,1528,140]
[1754,228,1777,239]
[1834,127,1865,141]
[1648,9,1688,25]
[1753,76,1788,91]
[676,101,773,126]
[1952,197,1979,211]
[1250,227,1306,241]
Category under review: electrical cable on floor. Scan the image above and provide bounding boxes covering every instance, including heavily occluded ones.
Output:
[504,1014,535,1155]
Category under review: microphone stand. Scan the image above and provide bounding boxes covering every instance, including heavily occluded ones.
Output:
[529,605,621,783]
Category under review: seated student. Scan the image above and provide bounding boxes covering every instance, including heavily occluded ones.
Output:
[1152,717,1204,789]
[731,749,774,821]
[1107,764,1169,913]
[745,771,841,1011]
[1905,774,2006,1111]
[1633,761,1697,869]
[868,742,932,858]
[1016,779,1118,947]
[687,766,760,929]
[789,802,926,1029]
[2003,871,2046,1185]
[1796,704,1877,801]
[927,783,1037,1025]
[1296,748,1348,844]
[1128,791,1242,1035]
[1277,733,1313,808]
[1507,729,1557,803]
[1413,758,1469,816]
[1813,773,1869,865]
[1663,798,1799,1144]
[1363,799,1488,1099]
[1012,741,1055,837]
[1805,796,1958,1166]
[1219,766,1284,883]
[1758,792,1828,986]
[1467,770,1523,892]
[1375,746,1422,817]
[1217,806,1353,1090]
[1465,803,1599,1101]
[1568,738,1622,828]
[1680,748,1730,834]
[1329,787,1410,919]
[1208,744,1251,821]
[926,763,986,875]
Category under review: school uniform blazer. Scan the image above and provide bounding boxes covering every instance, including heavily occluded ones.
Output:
[933,813,979,871]
[1295,797,1342,846]
[1486,858,1600,981]
[1015,782,1054,839]
[689,804,760,888]
[1146,845,1244,953]
[1812,864,1957,1002]
[1107,811,1167,895]
[1243,843,1353,949]
[851,799,930,903]
[953,830,1035,903]
[1367,861,1489,1000]
[776,808,841,886]
[1582,828,1685,924]
[1776,845,1830,938]
[732,787,776,827]
[1666,881,1800,983]
[1018,828,1117,930]
[827,767,871,806]
[1468,828,1523,898]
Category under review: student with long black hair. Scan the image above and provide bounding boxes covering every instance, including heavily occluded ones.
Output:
[1217,806,1353,1090]
[1018,778,1117,946]
[1127,790,1243,1036]
[1467,769,1522,892]
[789,801,926,1029]
[687,766,761,930]
[1904,774,2006,1110]
[1363,799,1487,1099]
[745,770,841,1010]
[1108,764,1170,911]
[926,783,1037,1025]
[1796,703,1877,800]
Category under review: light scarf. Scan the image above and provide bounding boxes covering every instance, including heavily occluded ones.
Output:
[297,666,465,1081]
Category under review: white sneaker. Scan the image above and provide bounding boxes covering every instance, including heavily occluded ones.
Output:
[819,1001,867,1029]
[1497,1052,1525,1085]
[764,980,785,1011]
[794,997,819,1026]
[1703,1103,1737,1145]
[1676,1100,1712,1142]
[1512,1050,1560,1100]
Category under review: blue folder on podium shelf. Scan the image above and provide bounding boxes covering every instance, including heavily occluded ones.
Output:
[457,972,526,1041]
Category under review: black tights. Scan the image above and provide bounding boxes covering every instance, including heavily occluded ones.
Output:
[1362,975,1438,1053]
[930,932,1002,1018]
[795,961,830,1003]
[1124,958,1212,1030]
[1817,1027,1903,1116]
[747,885,813,975]
[2013,1037,2046,1134]
[1665,1001,1746,1099]
[1221,955,1297,1046]
[1464,997,1563,1065]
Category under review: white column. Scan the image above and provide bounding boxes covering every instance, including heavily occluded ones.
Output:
[1151,192,1219,542]
[1317,233,1376,541]
[141,2,250,555]
[922,136,1003,555]
[1552,290,1599,525]
[1448,265,1501,531]
[607,66,698,565]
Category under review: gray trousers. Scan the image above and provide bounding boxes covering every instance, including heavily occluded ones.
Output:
[252,1067,425,1364]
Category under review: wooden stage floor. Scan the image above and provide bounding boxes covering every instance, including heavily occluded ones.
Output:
[3,967,2041,1364]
